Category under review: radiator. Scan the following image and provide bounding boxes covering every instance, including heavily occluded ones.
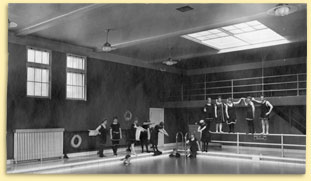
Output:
[14,128,65,163]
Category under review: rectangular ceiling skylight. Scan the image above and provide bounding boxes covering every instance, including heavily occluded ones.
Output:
[182,20,289,53]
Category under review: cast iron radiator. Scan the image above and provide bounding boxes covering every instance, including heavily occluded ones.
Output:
[13,128,64,163]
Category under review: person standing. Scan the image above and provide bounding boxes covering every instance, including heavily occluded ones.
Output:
[225,98,243,133]
[244,97,256,134]
[215,96,225,133]
[127,118,138,155]
[203,97,214,128]
[110,117,122,156]
[252,96,273,134]
[197,119,210,152]
[150,122,169,155]
[140,121,151,153]
[95,119,108,157]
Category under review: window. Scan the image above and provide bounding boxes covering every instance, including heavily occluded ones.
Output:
[66,54,87,100]
[182,20,289,53]
[27,47,51,98]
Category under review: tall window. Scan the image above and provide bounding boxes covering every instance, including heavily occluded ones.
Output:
[66,54,87,100]
[27,47,51,98]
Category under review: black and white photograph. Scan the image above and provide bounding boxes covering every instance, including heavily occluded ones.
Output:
[6,3,306,174]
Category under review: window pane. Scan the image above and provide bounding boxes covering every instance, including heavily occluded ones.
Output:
[34,83,42,96]
[67,73,72,85]
[77,74,82,86]
[28,49,35,62]
[72,73,77,86]
[77,87,81,99]
[82,87,85,99]
[27,82,34,95]
[67,56,72,68]
[34,68,42,82]
[74,57,78,69]
[27,67,34,81]
[35,50,42,64]
[78,58,83,69]
[72,86,77,98]
[41,83,49,97]
[70,57,75,69]
[41,69,49,83]
[67,85,72,98]
[42,51,49,65]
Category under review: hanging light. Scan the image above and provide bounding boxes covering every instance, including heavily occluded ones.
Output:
[101,29,113,52]
[101,42,112,52]
[162,58,178,66]
[8,19,18,28]
[162,47,179,66]
[267,4,298,17]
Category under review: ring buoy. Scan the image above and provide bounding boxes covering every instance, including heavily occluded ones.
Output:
[71,134,82,148]
[124,110,132,121]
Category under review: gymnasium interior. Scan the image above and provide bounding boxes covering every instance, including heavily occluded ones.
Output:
[7,3,306,174]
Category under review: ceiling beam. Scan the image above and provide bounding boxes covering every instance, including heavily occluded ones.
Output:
[16,4,111,36]
[8,32,184,74]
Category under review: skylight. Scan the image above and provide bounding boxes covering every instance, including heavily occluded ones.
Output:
[182,20,289,53]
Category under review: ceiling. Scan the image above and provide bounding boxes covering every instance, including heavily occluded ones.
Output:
[8,3,307,69]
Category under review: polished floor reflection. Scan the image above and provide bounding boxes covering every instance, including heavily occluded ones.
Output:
[35,154,304,174]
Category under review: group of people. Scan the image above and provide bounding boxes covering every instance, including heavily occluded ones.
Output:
[202,95,273,135]
[169,95,274,159]
[94,95,273,163]
[95,117,169,161]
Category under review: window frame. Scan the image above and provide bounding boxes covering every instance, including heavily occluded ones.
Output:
[66,53,87,101]
[26,46,52,99]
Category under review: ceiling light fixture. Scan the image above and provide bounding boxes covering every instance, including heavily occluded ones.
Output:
[267,4,298,16]
[162,47,179,66]
[8,19,17,28]
[162,58,178,66]
[101,29,113,52]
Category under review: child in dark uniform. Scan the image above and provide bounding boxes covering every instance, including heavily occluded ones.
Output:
[127,118,138,155]
[110,117,122,156]
[96,119,108,157]
[244,97,255,134]
[140,121,151,153]
[197,119,210,152]
[252,96,273,134]
[186,134,200,158]
[215,96,225,133]
[122,148,132,166]
[225,98,243,133]
[150,122,169,155]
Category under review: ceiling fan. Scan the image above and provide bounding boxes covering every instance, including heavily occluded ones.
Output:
[162,47,181,66]
[96,29,117,52]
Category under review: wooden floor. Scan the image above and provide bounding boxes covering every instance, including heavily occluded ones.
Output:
[7,145,305,174]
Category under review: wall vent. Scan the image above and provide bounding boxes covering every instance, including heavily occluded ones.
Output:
[176,6,194,12]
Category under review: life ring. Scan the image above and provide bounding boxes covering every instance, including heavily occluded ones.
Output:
[71,134,82,148]
[124,110,132,121]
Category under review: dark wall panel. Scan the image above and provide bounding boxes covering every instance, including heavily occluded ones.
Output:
[7,43,181,159]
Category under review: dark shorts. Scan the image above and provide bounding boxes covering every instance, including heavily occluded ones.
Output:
[260,114,270,120]
[112,132,120,145]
